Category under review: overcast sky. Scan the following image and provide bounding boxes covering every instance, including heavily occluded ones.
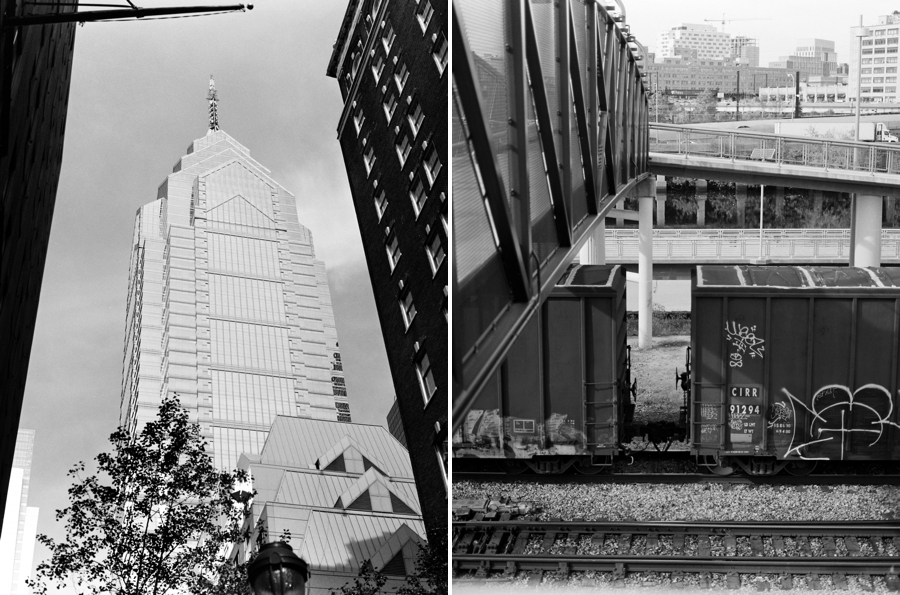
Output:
[628,1,893,66]
[18,1,397,584]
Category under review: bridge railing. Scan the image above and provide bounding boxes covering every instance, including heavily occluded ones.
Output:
[453,0,650,429]
[649,123,900,176]
[605,228,900,262]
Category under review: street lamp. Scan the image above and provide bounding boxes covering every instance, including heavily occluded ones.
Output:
[853,24,872,142]
[248,541,310,595]
[786,73,795,119]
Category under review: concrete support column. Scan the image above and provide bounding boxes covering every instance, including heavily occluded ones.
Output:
[774,186,785,227]
[655,175,667,226]
[852,194,883,267]
[578,221,607,265]
[639,194,654,349]
[736,183,747,227]
[615,198,625,227]
[696,179,708,226]
[812,189,824,214]
[885,196,896,224]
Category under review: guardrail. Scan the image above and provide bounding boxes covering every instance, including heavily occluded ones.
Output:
[649,123,900,176]
[605,228,900,263]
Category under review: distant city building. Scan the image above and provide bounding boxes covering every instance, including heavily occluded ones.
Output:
[848,13,900,104]
[0,430,39,595]
[232,416,425,594]
[325,0,448,539]
[769,39,837,79]
[644,58,793,97]
[731,36,759,67]
[386,397,407,448]
[0,0,77,529]
[121,80,350,470]
[760,82,847,103]
[657,23,731,61]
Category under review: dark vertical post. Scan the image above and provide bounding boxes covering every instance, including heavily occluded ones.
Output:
[794,70,801,118]
[508,0,531,272]
[736,70,740,121]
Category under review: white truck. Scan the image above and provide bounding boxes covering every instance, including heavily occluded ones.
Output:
[773,121,899,142]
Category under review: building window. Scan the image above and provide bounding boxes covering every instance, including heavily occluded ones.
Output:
[409,174,427,216]
[433,32,447,74]
[876,29,885,36]
[889,67,898,73]
[889,48,898,54]
[363,145,376,175]
[887,86,897,92]
[333,353,343,371]
[333,386,347,397]
[374,188,388,220]
[383,89,398,121]
[890,38,899,45]
[423,145,442,185]
[394,61,409,92]
[876,39,886,45]
[415,351,437,404]
[888,77,897,83]
[426,231,445,274]
[875,77,885,83]
[863,68,873,74]
[890,28,898,34]
[399,290,416,329]
[417,0,434,32]
[434,438,448,493]
[863,49,873,55]
[862,78,872,84]
[353,104,365,134]
[382,21,396,54]
[351,50,361,79]
[395,129,412,167]
[889,57,898,64]
[372,53,385,80]
[385,232,401,272]
[407,99,424,137]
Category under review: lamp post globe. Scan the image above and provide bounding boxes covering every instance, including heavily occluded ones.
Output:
[248,541,310,595]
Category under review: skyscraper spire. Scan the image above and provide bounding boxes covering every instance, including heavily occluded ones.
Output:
[207,75,219,132]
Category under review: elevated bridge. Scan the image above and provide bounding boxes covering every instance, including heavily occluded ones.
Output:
[649,124,900,197]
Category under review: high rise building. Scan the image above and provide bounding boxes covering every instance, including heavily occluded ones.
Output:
[0,430,39,595]
[657,23,732,61]
[769,39,837,79]
[848,13,900,104]
[730,36,759,67]
[231,416,426,594]
[0,0,77,529]
[121,79,351,470]
[325,0,448,539]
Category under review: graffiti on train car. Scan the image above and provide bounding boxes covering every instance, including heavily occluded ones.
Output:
[781,384,900,460]
[452,409,589,458]
[725,321,766,368]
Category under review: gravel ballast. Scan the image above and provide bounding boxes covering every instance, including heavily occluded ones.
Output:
[453,480,900,522]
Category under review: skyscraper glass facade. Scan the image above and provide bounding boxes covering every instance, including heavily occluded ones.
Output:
[0,429,38,595]
[121,124,350,470]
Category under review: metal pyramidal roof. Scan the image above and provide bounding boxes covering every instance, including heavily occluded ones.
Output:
[207,75,219,132]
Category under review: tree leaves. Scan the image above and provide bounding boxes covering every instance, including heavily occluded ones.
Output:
[29,395,255,595]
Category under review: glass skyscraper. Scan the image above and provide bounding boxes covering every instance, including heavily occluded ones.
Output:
[0,429,39,595]
[121,80,350,469]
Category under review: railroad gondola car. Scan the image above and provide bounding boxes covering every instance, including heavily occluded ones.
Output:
[452,264,630,474]
[690,265,900,476]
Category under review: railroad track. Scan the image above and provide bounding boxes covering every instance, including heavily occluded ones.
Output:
[452,520,900,586]
[453,472,900,485]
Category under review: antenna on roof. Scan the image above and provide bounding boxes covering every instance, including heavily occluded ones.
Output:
[207,75,219,132]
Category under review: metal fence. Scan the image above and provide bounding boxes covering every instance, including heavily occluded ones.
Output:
[453,0,650,428]
[649,124,900,176]
[605,228,900,263]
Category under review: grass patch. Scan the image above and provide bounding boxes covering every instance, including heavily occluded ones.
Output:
[627,334,691,424]
[626,307,691,337]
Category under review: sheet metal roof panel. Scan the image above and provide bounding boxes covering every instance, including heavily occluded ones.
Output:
[293,510,425,573]
[274,471,355,507]
[696,265,900,291]
[260,416,413,479]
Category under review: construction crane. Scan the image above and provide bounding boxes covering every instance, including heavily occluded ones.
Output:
[704,14,771,30]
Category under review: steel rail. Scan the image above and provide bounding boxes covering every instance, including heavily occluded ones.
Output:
[454,520,900,535]
[452,472,900,486]
[452,554,900,575]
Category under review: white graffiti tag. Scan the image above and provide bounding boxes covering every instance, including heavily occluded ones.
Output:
[782,384,900,460]
[767,401,792,429]
[725,321,765,368]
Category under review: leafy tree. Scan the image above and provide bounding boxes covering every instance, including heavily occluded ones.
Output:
[397,530,448,595]
[332,561,388,595]
[29,395,253,595]
[332,531,448,595]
